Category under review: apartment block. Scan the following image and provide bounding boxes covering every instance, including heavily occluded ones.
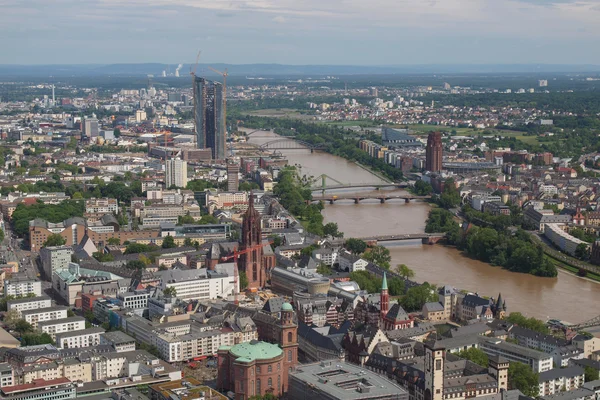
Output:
[6,296,52,318]
[4,278,42,297]
[37,317,86,339]
[21,306,69,329]
[55,327,105,349]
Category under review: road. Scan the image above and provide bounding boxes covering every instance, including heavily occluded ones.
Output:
[3,224,52,293]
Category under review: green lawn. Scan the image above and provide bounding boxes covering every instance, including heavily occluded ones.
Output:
[401,124,541,145]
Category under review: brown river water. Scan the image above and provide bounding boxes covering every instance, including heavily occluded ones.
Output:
[247,130,600,322]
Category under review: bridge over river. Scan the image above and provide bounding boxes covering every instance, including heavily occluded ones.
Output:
[312,193,431,204]
[357,233,446,245]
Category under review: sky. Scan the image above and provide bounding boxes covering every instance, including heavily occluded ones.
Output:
[1,0,600,65]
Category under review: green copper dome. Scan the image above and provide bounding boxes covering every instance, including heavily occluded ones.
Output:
[230,340,283,362]
[281,302,293,311]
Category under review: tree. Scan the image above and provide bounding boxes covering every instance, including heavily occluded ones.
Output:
[239,271,249,290]
[177,214,196,225]
[506,312,549,334]
[67,309,75,317]
[323,222,343,238]
[113,128,121,138]
[15,320,34,334]
[0,228,4,242]
[124,243,154,254]
[72,192,83,199]
[363,245,391,269]
[457,348,488,367]
[508,362,539,397]
[395,264,415,279]
[345,238,367,254]
[107,237,121,245]
[162,235,177,249]
[584,366,599,382]
[199,214,219,225]
[400,283,438,312]
[575,243,590,260]
[126,260,146,270]
[317,264,332,275]
[163,287,177,297]
[21,332,54,346]
[93,251,115,262]
[43,233,66,247]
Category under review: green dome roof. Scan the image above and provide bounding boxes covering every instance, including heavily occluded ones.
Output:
[281,302,293,311]
[230,340,282,362]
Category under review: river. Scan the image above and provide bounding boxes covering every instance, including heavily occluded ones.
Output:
[246,129,600,322]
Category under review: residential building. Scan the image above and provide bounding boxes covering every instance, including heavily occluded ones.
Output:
[4,278,42,297]
[37,317,86,339]
[39,246,73,280]
[21,306,69,329]
[165,158,188,189]
[289,360,408,400]
[193,77,225,160]
[55,327,105,349]
[509,326,569,353]
[539,366,585,396]
[84,198,119,221]
[523,208,571,232]
[0,363,13,387]
[7,296,52,318]
[338,252,368,272]
[100,331,137,353]
[544,223,588,257]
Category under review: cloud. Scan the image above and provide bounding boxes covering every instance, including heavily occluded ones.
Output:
[273,15,286,23]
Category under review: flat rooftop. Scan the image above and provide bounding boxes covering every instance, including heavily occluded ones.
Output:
[291,361,407,400]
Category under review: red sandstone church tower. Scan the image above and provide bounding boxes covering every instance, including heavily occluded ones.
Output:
[426,131,443,172]
[239,192,265,289]
[380,271,389,322]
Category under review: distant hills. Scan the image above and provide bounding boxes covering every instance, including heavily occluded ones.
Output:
[1,63,600,77]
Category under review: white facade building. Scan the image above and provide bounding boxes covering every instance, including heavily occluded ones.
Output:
[4,279,42,297]
[165,158,188,189]
[37,317,86,339]
[7,296,52,317]
[22,306,69,329]
[55,327,105,349]
[40,246,73,280]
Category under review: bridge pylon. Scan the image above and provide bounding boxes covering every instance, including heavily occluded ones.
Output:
[313,174,345,194]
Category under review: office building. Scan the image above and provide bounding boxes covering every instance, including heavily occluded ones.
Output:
[193,76,225,160]
[165,158,188,189]
[227,162,239,192]
[82,117,99,139]
[425,131,443,172]
[0,378,75,400]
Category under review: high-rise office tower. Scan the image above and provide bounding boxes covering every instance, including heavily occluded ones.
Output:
[165,158,188,189]
[82,117,99,140]
[193,76,225,160]
[226,161,239,192]
[425,131,443,172]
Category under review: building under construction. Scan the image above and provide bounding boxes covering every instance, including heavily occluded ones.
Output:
[193,76,225,160]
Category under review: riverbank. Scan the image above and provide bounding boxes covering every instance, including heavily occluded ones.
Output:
[247,128,600,321]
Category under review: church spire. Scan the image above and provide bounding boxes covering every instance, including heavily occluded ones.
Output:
[382,271,388,291]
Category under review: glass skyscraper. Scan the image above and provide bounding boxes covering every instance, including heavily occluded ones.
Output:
[193,76,225,160]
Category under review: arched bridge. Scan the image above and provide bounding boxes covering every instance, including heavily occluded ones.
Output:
[311,193,431,204]
[259,138,327,152]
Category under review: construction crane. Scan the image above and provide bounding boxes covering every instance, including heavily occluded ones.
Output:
[208,66,229,147]
[190,50,202,77]
[219,241,273,305]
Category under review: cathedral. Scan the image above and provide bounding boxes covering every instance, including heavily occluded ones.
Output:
[206,193,276,290]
